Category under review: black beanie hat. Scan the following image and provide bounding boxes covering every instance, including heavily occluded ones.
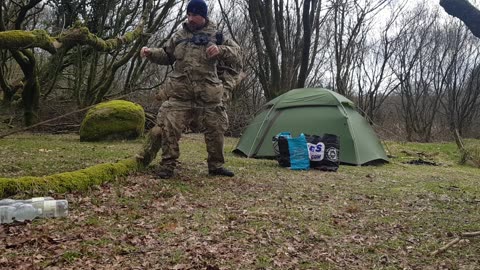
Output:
[187,0,208,19]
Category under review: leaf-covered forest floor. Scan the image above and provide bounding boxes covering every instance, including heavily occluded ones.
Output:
[1,134,479,269]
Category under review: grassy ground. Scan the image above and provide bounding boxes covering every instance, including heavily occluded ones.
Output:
[1,134,479,269]
[0,134,138,178]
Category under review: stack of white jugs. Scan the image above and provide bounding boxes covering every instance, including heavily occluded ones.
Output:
[0,197,68,224]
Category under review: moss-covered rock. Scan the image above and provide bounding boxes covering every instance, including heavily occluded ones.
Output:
[80,100,145,142]
[0,158,141,198]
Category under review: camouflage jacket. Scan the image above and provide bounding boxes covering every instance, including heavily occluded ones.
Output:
[148,20,241,104]
[217,39,244,97]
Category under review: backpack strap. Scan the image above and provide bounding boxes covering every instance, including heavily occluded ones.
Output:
[175,38,192,46]
[174,31,224,46]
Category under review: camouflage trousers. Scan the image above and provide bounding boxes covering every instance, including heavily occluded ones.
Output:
[156,99,228,171]
[136,125,163,167]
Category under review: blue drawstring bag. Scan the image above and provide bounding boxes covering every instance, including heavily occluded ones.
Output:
[287,133,310,170]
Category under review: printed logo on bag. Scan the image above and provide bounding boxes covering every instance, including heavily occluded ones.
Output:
[326,147,339,161]
[307,142,325,161]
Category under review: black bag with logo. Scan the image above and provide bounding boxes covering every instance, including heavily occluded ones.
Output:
[305,133,340,172]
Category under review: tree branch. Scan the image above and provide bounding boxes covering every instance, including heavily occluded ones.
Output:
[0,29,57,53]
[440,0,480,38]
[431,231,480,256]
[0,21,144,54]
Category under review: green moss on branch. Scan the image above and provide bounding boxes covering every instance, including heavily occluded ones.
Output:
[58,21,144,52]
[0,158,141,198]
[0,29,57,53]
[0,20,144,54]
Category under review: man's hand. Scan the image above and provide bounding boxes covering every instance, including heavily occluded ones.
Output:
[206,45,221,59]
[140,47,152,58]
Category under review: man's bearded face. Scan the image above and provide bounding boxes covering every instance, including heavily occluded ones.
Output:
[187,12,206,30]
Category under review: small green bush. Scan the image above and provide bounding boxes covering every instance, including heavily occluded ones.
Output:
[463,144,480,168]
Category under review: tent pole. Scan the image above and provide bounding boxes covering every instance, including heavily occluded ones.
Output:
[247,105,276,157]
[339,103,361,165]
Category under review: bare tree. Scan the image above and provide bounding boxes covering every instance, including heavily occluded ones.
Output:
[205,0,264,135]
[439,0,480,137]
[390,5,452,142]
[121,0,183,96]
[246,0,325,100]
[437,20,480,136]
[0,6,17,106]
[328,0,389,97]
[1,0,46,125]
[353,1,407,121]
[0,0,180,125]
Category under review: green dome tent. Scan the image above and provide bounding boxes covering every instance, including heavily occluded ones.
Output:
[233,88,389,165]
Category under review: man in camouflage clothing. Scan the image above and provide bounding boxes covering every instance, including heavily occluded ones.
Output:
[136,39,243,168]
[138,0,241,178]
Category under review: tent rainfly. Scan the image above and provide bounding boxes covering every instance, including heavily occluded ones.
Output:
[233,88,389,165]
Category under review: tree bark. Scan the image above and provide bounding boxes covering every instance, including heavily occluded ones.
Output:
[440,0,480,39]
[297,0,314,88]
[0,66,16,105]
[10,49,40,126]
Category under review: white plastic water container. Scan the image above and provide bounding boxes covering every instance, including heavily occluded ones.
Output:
[0,197,54,206]
[32,199,69,218]
[11,203,40,222]
[0,203,41,223]
[0,205,15,224]
[0,199,68,224]
[0,199,16,206]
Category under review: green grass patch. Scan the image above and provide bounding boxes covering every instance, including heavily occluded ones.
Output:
[384,140,461,165]
[463,139,480,167]
[1,133,479,269]
[61,250,82,263]
[0,134,140,178]
[0,133,145,197]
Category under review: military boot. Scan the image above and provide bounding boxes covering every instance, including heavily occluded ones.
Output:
[209,167,234,177]
[156,167,174,179]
